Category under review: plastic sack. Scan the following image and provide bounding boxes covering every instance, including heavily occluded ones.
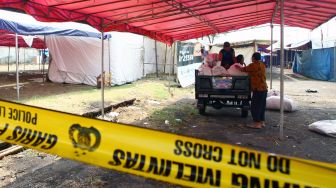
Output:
[267,89,280,97]
[227,63,248,76]
[205,55,217,68]
[266,96,297,112]
[212,65,229,76]
[308,120,336,138]
[208,53,219,61]
[199,65,212,76]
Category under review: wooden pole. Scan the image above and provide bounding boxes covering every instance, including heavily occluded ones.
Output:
[39,50,41,72]
[7,47,10,72]
[155,40,158,77]
[164,44,167,74]
[108,38,111,80]
[142,37,145,77]
[23,48,25,71]
[42,36,46,82]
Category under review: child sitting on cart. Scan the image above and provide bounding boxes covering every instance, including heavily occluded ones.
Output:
[236,54,246,67]
[235,52,268,129]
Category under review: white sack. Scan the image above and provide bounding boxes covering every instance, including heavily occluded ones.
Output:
[212,65,229,76]
[198,65,212,76]
[227,63,248,76]
[308,120,336,138]
[267,89,280,97]
[266,96,298,112]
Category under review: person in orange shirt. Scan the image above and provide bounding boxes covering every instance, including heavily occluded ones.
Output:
[235,52,268,129]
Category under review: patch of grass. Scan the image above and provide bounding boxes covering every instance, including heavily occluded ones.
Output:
[22,80,177,113]
[149,103,198,126]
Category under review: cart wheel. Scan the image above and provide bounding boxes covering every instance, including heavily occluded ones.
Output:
[241,109,248,118]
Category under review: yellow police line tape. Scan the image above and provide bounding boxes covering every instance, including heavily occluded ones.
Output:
[0,100,335,188]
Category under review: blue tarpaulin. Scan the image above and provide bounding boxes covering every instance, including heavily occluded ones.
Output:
[293,47,335,82]
[0,10,110,38]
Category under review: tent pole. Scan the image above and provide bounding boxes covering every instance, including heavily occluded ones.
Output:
[39,50,41,72]
[42,50,45,83]
[270,0,278,89]
[108,37,111,82]
[254,40,257,52]
[169,42,176,94]
[101,31,105,118]
[142,37,145,77]
[42,36,46,82]
[164,44,167,74]
[7,47,10,72]
[18,48,20,71]
[23,48,25,71]
[172,43,176,77]
[155,40,158,77]
[15,33,19,101]
[285,48,287,68]
[270,24,273,89]
[279,0,285,140]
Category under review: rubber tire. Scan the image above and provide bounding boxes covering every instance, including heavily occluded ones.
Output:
[241,109,248,118]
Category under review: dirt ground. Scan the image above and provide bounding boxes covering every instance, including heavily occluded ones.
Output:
[0,68,335,187]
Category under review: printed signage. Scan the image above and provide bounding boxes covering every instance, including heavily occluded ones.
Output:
[177,42,203,87]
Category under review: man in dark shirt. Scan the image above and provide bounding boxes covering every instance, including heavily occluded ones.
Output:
[218,42,236,69]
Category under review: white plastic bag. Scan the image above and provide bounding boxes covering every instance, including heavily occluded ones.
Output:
[266,96,297,112]
[267,89,280,97]
[308,120,336,137]
[212,65,229,76]
[227,63,248,76]
[199,66,212,75]
[205,55,217,68]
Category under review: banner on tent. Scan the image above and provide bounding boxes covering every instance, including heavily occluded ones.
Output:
[176,42,203,87]
[0,100,335,188]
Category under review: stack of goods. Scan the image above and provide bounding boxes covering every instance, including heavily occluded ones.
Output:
[212,65,229,76]
[209,53,229,76]
[207,53,219,62]
[199,53,229,76]
[227,63,248,76]
[198,54,217,76]
[199,54,247,77]
[198,64,212,75]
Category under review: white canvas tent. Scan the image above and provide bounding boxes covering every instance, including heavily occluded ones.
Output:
[46,36,110,86]
[143,38,175,75]
[46,32,176,86]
